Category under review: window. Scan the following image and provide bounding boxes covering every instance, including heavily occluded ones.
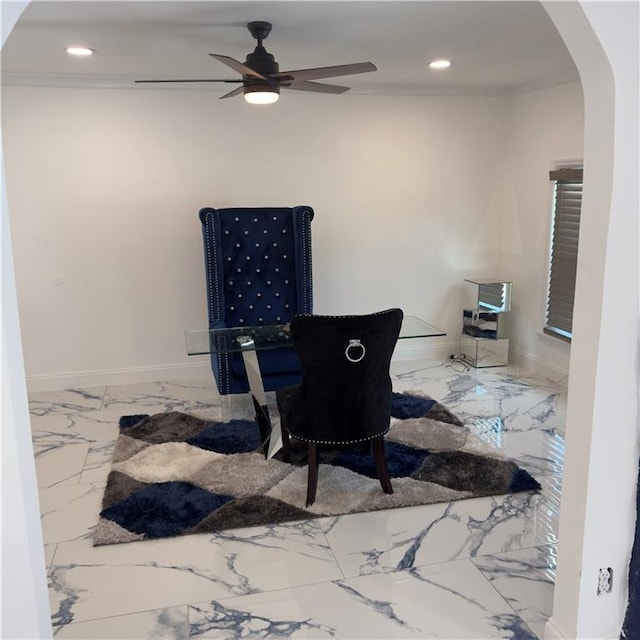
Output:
[544,167,583,342]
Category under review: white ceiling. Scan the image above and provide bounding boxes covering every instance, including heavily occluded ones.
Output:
[1,1,579,97]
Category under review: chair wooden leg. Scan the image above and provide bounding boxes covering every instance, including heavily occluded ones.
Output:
[372,436,393,495]
[306,443,319,506]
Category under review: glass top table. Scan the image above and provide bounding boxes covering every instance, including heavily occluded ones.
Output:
[186,315,445,459]
[185,315,445,356]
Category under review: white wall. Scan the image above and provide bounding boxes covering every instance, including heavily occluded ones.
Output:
[543,1,639,638]
[3,87,510,389]
[1,3,53,639]
[503,81,584,376]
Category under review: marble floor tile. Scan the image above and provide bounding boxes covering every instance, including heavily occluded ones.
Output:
[392,371,459,402]
[79,441,117,485]
[105,378,217,399]
[29,387,105,416]
[321,492,557,579]
[187,391,283,424]
[188,393,252,422]
[449,390,567,437]
[30,407,126,447]
[39,482,105,544]
[391,358,472,383]
[189,558,536,639]
[31,360,566,639]
[537,474,563,512]
[44,543,57,569]
[49,520,343,629]
[453,421,563,479]
[393,363,564,402]
[392,367,566,440]
[485,430,565,478]
[54,605,189,639]
[34,443,89,488]
[473,545,557,639]
[182,405,224,422]
[456,431,564,493]
[102,379,218,415]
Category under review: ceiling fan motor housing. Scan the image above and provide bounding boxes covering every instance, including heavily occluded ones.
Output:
[244,47,279,77]
[244,20,279,86]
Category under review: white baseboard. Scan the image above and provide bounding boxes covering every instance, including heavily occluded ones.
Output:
[544,618,567,639]
[511,346,569,383]
[26,360,212,392]
[543,617,617,640]
[25,343,568,392]
[27,348,456,392]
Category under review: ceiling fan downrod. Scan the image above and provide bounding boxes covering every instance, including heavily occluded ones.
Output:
[245,21,278,76]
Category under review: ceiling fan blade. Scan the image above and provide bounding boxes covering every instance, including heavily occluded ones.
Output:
[273,61,376,83]
[284,80,350,94]
[135,79,242,84]
[209,54,267,79]
[219,86,245,100]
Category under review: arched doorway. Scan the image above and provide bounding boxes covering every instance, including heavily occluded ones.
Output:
[2,3,637,639]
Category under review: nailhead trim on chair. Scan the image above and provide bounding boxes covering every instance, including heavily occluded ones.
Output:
[301,208,312,314]
[292,309,397,320]
[286,426,390,446]
[200,206,314,395]
[201,214,231,395]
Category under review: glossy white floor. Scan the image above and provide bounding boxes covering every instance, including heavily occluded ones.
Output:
[30,358,566,639]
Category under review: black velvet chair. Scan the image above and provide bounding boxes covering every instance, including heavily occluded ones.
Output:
[199,206,314,396]
[276,308,404,506]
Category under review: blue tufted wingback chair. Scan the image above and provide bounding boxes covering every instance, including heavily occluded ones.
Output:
[199,206,314,396]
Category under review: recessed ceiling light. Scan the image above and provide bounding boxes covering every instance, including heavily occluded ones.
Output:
[429,59,451,70]
[65,47,95,57]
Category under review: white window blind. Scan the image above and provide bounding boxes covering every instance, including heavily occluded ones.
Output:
[544,167,583,342]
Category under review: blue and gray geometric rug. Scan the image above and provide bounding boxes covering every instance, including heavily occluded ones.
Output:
[93,392,540,546]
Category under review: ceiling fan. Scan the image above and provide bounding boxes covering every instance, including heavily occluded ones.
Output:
[135,21,377,104]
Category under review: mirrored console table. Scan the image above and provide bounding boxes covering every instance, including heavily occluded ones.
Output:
[461,278,512,367]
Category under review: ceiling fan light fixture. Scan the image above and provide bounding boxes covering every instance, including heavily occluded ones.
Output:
[429,59,452,70]
[243,85,280,105]
[65,46,95,56]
